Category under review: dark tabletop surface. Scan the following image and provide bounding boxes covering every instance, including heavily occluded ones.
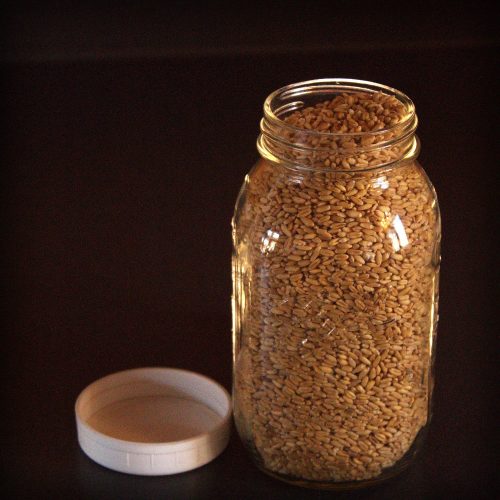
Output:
[1,3,497,499]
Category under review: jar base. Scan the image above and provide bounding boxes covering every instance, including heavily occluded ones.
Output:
[255,462,410,491]
[248,427,427,490]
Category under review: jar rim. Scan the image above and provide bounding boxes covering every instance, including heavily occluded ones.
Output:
[263,78,417,139]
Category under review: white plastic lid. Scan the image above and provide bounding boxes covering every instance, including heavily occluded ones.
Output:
[75,367,231,475]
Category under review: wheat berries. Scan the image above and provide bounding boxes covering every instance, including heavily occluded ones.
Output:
[233,81,440,486]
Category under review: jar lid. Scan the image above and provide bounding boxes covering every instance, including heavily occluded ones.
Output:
[75,367,231,475]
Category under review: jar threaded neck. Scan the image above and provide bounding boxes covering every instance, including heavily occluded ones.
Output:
[258,78,418,172]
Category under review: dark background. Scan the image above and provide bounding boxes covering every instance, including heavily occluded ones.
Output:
[1,2,497,498]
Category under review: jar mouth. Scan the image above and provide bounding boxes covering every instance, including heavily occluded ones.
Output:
[258,78,419,172]
[263,78,416,139]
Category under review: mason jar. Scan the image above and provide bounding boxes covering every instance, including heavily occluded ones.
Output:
[231,79,441,489]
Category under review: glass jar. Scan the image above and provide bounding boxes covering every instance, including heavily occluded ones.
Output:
[232,79,440,489]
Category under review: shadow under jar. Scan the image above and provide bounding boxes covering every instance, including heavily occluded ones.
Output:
[232,79,441,489]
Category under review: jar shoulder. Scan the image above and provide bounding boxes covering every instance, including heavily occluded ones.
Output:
[234,159,439,248]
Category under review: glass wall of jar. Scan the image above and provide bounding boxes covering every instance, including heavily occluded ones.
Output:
[232,79,440,489]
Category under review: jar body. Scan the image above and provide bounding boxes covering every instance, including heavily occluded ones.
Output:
[232,155,440,488]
